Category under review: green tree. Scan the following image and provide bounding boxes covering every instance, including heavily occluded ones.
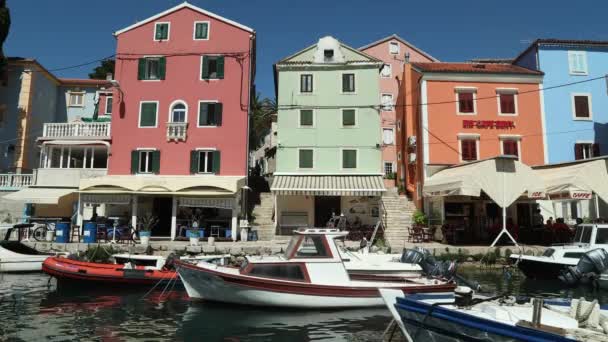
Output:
[0,0,10,76]
[88,59,115,79]
[249,92,276,151]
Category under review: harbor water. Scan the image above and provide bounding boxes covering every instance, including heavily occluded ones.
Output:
[1,266,607,341]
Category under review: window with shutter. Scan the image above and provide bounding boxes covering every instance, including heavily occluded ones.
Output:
[568,51,588,75]
[461,139,477,161]
[381,64,392,78]
[130,150,139,174]
[194,22,209,40]
[196,150,215,173]
[154,23,170,41]
[498,93,516,114]
[342,149,357,169]
[190,150,199,174]
[198,102,221,126]
[137,150,155,173]
[389,42,400,55]
[381,94,394,111]
[342,109,356,127]
[458,92,475,114]
[105,96,113,115]
[342,74,355,93]
[139,57,163,80]
[201,56,223,79]
[151,150,161,174]
[139,102,158,127]
[300,74,313,93]
[573,95,591,118]
[299,110,313,127]
[299,149,313,169]
[502,140,519,158]
[383,128,395,145]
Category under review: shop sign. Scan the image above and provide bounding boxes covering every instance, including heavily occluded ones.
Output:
[549,191,593,200]
[463,120,515,129]
[528,191,546,199]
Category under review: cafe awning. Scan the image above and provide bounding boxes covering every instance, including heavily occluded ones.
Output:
[4,187,75,204]
[79,175,246,195]
[533,157,608,202]
[423,156,545,208]
[271,175,385,196]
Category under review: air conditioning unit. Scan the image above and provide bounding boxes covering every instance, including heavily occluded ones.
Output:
[407,136,417,147]
[408,153,417,164]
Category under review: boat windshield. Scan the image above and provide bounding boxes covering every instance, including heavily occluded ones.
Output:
[294,236,330,258]
[284,235,300,259]
[596,228,608,244]
[574,226,592,244]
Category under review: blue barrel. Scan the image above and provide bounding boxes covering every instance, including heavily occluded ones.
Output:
[83,222,97,243]
[55,222,70,243]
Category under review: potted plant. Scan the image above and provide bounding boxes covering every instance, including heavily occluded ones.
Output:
[138,213,158,246]
[187,209,204,246]
[412,210,427,227]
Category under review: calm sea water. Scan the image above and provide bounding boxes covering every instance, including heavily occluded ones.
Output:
[0,266,606,341]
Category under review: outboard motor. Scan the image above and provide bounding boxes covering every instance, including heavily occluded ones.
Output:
[402,247,481,290]
[559,248,608,286]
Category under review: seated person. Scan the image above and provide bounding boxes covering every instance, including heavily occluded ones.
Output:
[552,218,573,242]
[506,218,519,241]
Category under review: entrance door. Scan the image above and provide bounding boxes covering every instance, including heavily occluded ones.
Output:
[153,197,173,236]
[314,196,341,227]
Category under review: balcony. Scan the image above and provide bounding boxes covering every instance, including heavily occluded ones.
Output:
[167,122,188,142]
[0,174,33,190]
[41,122,111,140]
[34,168,107,188]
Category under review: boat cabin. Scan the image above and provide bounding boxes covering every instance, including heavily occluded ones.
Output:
[572,224,608,246]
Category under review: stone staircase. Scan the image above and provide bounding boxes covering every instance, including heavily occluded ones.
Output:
[381,189,417,249]
[251,192,275,241]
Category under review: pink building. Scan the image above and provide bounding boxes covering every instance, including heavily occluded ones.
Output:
[359,35,437,190]
[77,3,255,240]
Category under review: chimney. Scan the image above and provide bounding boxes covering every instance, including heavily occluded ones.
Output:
[106,73,113,81]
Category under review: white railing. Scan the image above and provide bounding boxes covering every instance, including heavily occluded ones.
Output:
[167,122,188,141]
[0,174,33,189]
[42,122,111,139]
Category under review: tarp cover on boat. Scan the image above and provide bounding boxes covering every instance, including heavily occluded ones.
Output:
[271,175,385,196]
[423,156,545,208]
[533,157,608,202]
[4,187,74,204]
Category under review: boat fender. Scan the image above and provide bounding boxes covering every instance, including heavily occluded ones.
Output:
[123,262,134,270]
[454,286,473,307]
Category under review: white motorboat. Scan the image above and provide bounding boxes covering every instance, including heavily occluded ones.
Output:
[176,228,455,309]
[510,224,608,279]
[380,288,608,342]
[0,240,54,272]
[339,249,423,280]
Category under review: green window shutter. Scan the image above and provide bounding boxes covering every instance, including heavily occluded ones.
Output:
[159,57,166,80]
[152,150,161,174]
[342,110,355,126]
[212,151,221,174]
[215,103,223,126]
[201,56,209,79]
[300,110,313,126]
[140,103,157,127]
[195,23,208,39]
[199,103,208,125]
[343,150,357,169]
[342,74,348,92]
[190,150,199,174]
[131,150,139,174]
[299,150,313,168]
[138,58,146,80]
[217,56,225,79]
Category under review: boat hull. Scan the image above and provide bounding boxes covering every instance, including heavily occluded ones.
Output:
[42,257,177,286]
[177,261,454,309]
[0,242,51,272]
[510,256,571,280]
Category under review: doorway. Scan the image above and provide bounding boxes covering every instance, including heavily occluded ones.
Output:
[153,197,173,236]
[314,196,341,227]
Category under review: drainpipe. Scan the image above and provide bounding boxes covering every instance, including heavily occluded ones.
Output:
[243,33,255,225]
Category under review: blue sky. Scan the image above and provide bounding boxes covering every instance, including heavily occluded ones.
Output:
[5,0,608,98]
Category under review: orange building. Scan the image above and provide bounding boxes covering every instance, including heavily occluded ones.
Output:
[402,62,546,208]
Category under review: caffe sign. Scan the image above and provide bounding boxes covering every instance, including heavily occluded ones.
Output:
[549,191,593,200]
[463,120,515,129]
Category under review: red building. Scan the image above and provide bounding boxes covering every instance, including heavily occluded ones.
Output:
[78,3,255,239]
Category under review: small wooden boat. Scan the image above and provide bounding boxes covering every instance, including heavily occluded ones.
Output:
[176,228,455,308]
[42,256,176,286]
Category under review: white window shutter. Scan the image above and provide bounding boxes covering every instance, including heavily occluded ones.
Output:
[383,128,394,145]
[568,52,576,72]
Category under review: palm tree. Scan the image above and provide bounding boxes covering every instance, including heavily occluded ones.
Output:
[249,92,277,151]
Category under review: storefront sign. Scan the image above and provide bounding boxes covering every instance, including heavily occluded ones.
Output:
[463,120,515,129]
[549,191,593,200]
[528,191,546,199]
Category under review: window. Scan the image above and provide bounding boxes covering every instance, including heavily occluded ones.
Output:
[596,228,608,244]
[568,51,588,75]
[457,90,475,114]
[384,161,394,175]
[342,73,355,93]
[298,149,313,169]
[342,109,356,127]
[138,57,166,80]
[502,139,519,158]
[381,64,392,78]
[68,92,84,107]
[497,90,517,115]
[383,128,395,145]
[460,139,478,161]
[575,143,599,160]
[201,56,225,79]
[104,96,113,115]
[299,109,313,127]
[248,264,306,281]
[389,42,400,55]
[381,94,394,111]
[294,236,331,258]
[193,21,209,40]
[154,22,170,41]
[572,94,591,119]
[131,150,160,174]
[198,102,222,126]
[139,102,158,127]
[300,74,313,93]
[342,149,357,169]
[191,150,220,174]
[170,102,187,123]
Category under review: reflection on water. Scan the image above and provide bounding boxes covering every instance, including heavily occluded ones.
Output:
[1,267,607,341]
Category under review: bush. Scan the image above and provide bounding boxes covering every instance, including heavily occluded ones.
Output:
[413,210,427,226]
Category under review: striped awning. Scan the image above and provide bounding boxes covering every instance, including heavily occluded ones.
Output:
[271,175,385,196]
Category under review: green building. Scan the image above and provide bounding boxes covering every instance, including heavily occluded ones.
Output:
[271,36,386,234]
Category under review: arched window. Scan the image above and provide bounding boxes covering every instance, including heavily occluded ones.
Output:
[171,103,186,123]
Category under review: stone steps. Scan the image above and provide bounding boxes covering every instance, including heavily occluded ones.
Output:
[251,193,275,240]
[381,193,417,248]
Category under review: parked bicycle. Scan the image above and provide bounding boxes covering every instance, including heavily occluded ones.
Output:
[32,222,56,241]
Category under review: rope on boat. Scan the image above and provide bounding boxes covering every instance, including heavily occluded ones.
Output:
[141,275,166,300]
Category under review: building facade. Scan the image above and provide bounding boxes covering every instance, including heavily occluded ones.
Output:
[359,35,437,190]
[77,3,255,239]
[514,39,608,164]
[271,37,385,235]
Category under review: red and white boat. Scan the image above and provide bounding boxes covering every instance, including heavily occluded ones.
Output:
[176,228,455,308]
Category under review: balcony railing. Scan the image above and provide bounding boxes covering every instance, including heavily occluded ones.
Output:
[42,122,111,140]
[0,174,33,190]
[167,122,188,142]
